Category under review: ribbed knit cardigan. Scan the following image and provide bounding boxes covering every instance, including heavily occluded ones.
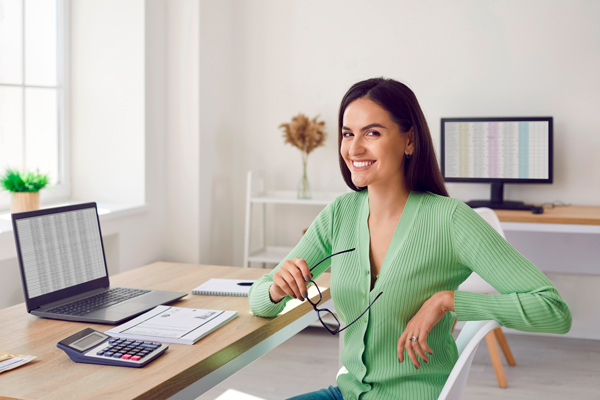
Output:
[249,190,572,400]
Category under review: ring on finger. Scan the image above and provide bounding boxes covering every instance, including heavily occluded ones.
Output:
[409,336,419,342]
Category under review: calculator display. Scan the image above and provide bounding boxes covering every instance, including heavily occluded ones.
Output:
[71,332,106,351]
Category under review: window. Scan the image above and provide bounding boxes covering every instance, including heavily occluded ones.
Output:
[0,0,68,209]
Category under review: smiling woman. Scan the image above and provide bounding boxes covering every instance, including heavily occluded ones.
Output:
[248,77,572,400]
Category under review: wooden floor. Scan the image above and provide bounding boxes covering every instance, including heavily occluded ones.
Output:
[198,327,600,400]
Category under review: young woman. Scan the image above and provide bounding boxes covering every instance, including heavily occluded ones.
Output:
[248,78,571,400]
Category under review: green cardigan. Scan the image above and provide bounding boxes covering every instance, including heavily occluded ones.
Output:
[249,190,571,400]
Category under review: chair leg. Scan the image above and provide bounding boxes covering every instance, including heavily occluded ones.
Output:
[494,328,516,366]
[485,331,508,388]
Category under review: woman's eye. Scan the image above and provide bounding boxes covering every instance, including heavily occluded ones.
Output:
[342,131,353,138]
[366,130,380,136]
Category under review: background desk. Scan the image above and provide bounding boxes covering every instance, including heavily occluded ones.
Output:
[496,205,600,234]
[0,262,331,400]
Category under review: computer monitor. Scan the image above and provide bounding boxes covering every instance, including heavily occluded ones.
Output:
[440,117,553,210]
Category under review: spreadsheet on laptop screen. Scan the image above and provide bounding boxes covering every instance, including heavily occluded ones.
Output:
[16,208,107,298]
[443,120,550,180]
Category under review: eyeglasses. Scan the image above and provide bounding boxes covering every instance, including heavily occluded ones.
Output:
[307,248,383,335]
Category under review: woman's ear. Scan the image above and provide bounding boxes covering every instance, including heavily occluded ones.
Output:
[406,127,415,155]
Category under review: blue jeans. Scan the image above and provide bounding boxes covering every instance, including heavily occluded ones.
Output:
[286,385,343,400]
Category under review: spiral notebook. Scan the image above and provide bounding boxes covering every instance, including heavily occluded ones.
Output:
[192,278,256,297]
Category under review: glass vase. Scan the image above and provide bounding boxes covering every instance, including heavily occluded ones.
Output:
[297,156,311,199]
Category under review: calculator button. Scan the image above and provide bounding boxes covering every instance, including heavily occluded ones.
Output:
[122,354,132,360]
[131,355,141,361]
[104,352,114,357]
[113,353,123,358]
[97,351,105,356]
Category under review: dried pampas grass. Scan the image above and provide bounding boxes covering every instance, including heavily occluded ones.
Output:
[279,113,326,155]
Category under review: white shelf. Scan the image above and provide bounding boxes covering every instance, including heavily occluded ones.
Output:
[243,171,344,268]
[250,190,342,206]
[247,246,293,264]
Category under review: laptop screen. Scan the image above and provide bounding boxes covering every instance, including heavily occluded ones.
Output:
[14,206,107,299]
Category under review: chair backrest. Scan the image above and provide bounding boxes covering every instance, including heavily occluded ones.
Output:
[473,207,506,239]
[437,320,501,400]
[458,208,505,294]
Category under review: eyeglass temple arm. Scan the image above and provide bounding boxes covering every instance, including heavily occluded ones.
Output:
[336,291,384,334]
[309,248,356,272]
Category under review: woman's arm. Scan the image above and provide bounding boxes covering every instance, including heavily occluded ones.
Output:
[451,201,572,334]
[248,199,335,317]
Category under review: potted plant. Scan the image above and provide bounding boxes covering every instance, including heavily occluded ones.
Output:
[1,168,50,213]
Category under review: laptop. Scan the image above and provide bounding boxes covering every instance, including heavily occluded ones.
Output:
[11,202,186,324]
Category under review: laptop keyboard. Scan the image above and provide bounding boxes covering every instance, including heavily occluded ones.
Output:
[46,288,150,316]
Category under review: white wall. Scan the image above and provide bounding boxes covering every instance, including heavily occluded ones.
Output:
[197,1,238,266]
[163,0,201,264]
[70,0,145,205]
[195,0,600,267]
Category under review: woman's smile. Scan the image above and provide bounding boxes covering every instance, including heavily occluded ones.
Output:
[351,160,376,170]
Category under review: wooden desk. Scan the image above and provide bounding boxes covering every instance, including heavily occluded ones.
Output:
[495,205,600,234]
[495,205,600,225]
[0,262,331,400]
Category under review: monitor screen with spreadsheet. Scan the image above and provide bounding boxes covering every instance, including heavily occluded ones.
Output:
[440,117,553,210]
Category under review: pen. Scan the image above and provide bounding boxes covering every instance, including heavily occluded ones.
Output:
[236,282,254,286]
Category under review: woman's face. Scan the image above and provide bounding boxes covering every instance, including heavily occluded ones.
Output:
[340,98,414,189]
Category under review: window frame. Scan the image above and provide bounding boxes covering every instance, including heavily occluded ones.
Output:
[0,0,70,211]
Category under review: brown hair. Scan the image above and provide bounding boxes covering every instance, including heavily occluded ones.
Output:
[338,77,449,196]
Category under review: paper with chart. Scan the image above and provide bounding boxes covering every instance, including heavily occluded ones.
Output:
[105,305,238,344]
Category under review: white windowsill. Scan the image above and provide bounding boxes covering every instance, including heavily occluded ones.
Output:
[0,201,148,241]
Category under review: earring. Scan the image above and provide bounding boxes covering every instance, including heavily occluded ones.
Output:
[405,153,412,160]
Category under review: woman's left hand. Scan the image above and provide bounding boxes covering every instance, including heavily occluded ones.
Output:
[397,290,455,369]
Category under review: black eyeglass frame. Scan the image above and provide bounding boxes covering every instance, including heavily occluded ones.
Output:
[306,248,383,335]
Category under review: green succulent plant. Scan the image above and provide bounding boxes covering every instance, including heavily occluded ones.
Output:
[0,168,50,193]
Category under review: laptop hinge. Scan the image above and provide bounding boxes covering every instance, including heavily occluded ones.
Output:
[36,287,109,311]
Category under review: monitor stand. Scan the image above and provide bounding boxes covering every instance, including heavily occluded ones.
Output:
[466,182,533,211]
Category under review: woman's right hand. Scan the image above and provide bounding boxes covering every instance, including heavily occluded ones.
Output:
[269,257,313,303]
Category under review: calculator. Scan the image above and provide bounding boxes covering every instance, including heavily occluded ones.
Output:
[57,328,168,367]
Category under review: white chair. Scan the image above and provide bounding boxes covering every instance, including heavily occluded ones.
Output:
[455,207,516,388]
[336,320,501,400]
[438,320,502,400]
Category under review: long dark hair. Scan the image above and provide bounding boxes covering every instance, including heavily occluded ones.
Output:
[338,77,448,197]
